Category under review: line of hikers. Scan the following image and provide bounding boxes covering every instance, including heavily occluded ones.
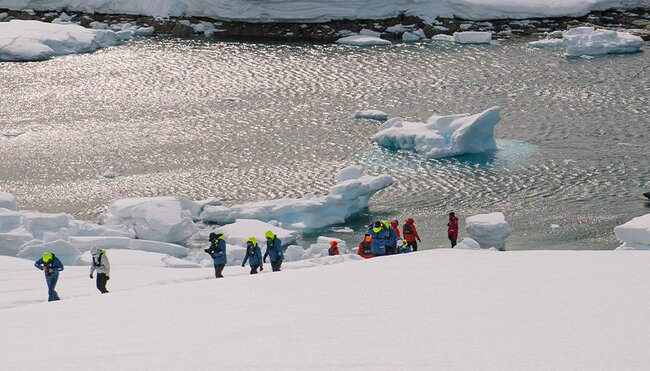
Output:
[33,213,460,301]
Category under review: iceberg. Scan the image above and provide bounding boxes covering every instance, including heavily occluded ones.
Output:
[0,20,121,62]
[454,237,482,250]
[354,110,388,121]
[465,212,511,250]
[614,213,650,250]
[372,106,501,159]
[336,35,391,46]
[563,27,644,57]
[202,166,393,230]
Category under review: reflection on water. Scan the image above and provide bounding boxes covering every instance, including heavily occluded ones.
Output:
[0,37,648,250]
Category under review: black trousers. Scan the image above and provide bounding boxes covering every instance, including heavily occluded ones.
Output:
[96,273,109,294]
[214,264,225,278]
[449,236,457,248]
[250,265,260,274]
[385,245,396,255]
[271,260,282,272]
[409,241,418,252]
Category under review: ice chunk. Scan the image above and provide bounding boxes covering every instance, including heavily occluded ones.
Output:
[466,212,511,250]
[101,197,199,243]
[453,31,492,44]
[130,239,189,258]
[134,26,155,36]
[336,35,391,46]
[0,20,121,62]
[0,192,17,211]
[22,212,71,240]
[68,220,134,238]
[316,236,349,253]
[527,38,565,48]
[0,209,21,232]
[334,165,365,182]
[359,28,382,37]
[67,236,133,252]
[215,219,297,247]
[202,166,393,230]
[0,227,33,256]
[354,110,388,122]
[17,239,81,265]
[563,27,643,57]
[454,237,481,250]
[402,31,421,42]
[372,106,501,159]
[431,34,455,42]
[614,213,650,250]
[0,12,8,21]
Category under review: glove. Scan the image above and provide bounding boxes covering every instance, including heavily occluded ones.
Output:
[417,238,422,242]
[260,266,263,271]
[263,258,267,263]
[241,263,245,267]
[90,273,93,279]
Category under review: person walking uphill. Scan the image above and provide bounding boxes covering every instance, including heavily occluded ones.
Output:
[204,232,227,278]
[34,252,64,302]
[263,230,284,272]
[447,212,459,248]
[89,246,110,293]
[403,218,421,252]
[368,221,390,257]
[242,236,263,274]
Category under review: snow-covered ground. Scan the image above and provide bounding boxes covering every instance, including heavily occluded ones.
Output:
[0,20,121,61]
[0,0,647,21]
[2,249,650,370]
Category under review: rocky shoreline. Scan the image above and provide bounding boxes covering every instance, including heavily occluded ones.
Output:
[1,7,650,41]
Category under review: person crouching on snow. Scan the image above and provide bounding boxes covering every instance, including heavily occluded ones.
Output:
[242,236,263,274]
[34,252,64,301]
[328,240,340,256]
[357,234,374,259]
[204,232,227,278]
[263,230,284,272]
[89,246,110,294]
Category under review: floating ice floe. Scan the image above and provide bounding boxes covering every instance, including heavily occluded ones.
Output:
[466,212,511,250]
[453,31,492,44]
[528,27,644,56]
[202,165,393,230]
[563,27,644,57]
[215,219,297,247]
[354,110,388,121]
[402,31,422,42]
[359,28,382,38]
[615,213,650,250]
[0,20,121,61]
[336,35,392,46]
[372,106,501,159]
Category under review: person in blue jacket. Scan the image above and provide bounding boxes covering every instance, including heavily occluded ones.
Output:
[204,232,227,278]
[383,220,397,255]
[368,221,390,257]
[241,236,263,274]
[263,230,284,272]
[34,252,64,302]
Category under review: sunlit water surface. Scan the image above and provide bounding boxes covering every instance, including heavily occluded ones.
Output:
[1,37,648,250]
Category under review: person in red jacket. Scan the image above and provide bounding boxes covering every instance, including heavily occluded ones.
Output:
[402,218,421,251]
[357,234,373,259]
[447,212,459,248]
[328,240,340,256]
[390,219,401,239]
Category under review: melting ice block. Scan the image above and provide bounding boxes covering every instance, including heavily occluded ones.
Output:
[615,213,650,250]
[466,212,510,250]
[0,20,121,61]
[202,166,393,230]
[563,27,643,57]
[372,106,501,159]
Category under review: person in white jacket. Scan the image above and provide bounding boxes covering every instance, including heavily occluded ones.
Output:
[90,246,110,294]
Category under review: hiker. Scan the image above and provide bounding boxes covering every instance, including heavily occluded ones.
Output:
[403,218,421,251]
[34,252,64,302]
[357,234,373,259]
[384,220,397,255]
[89,246,110,293]
[204,232,227,278]
[448,212,459,248]
[396,238,405,254]
[390,220,401,239]
[328,240,340,256]
[263,230,284,272]
[242,236,263,274]
[368,221,389,257]
[402,238,412,253]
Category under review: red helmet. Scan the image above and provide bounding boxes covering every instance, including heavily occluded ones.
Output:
[330,240,338,248]
[404,218,414,224]
[390,219,398,228]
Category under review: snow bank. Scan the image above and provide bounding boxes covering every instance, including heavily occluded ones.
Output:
[336,35,391,46]
[372,106,501,159]
[17,239,81,265]
[354,110,388,121]
[202,166,393,230]
[466,212,511,250]
[614,213,650,250]
[0,20,121,62]
[100,196,215,243]
[214,219,297,247]
[563,27,644,57]
[284,236,350,261]
[454,237,481,250]
[453,31,492,44]
[1,0,647,22]
[0,192,17,210]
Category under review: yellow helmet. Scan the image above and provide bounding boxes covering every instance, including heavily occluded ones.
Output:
[42,252,53,262]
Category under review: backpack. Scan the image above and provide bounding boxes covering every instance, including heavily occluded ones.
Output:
[361,242,372,255]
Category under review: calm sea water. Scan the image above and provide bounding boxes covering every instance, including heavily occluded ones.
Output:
[1,37,648,250]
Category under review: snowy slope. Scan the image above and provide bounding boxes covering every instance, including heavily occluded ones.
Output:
[2,249,650,370]
[0,0,648,21]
